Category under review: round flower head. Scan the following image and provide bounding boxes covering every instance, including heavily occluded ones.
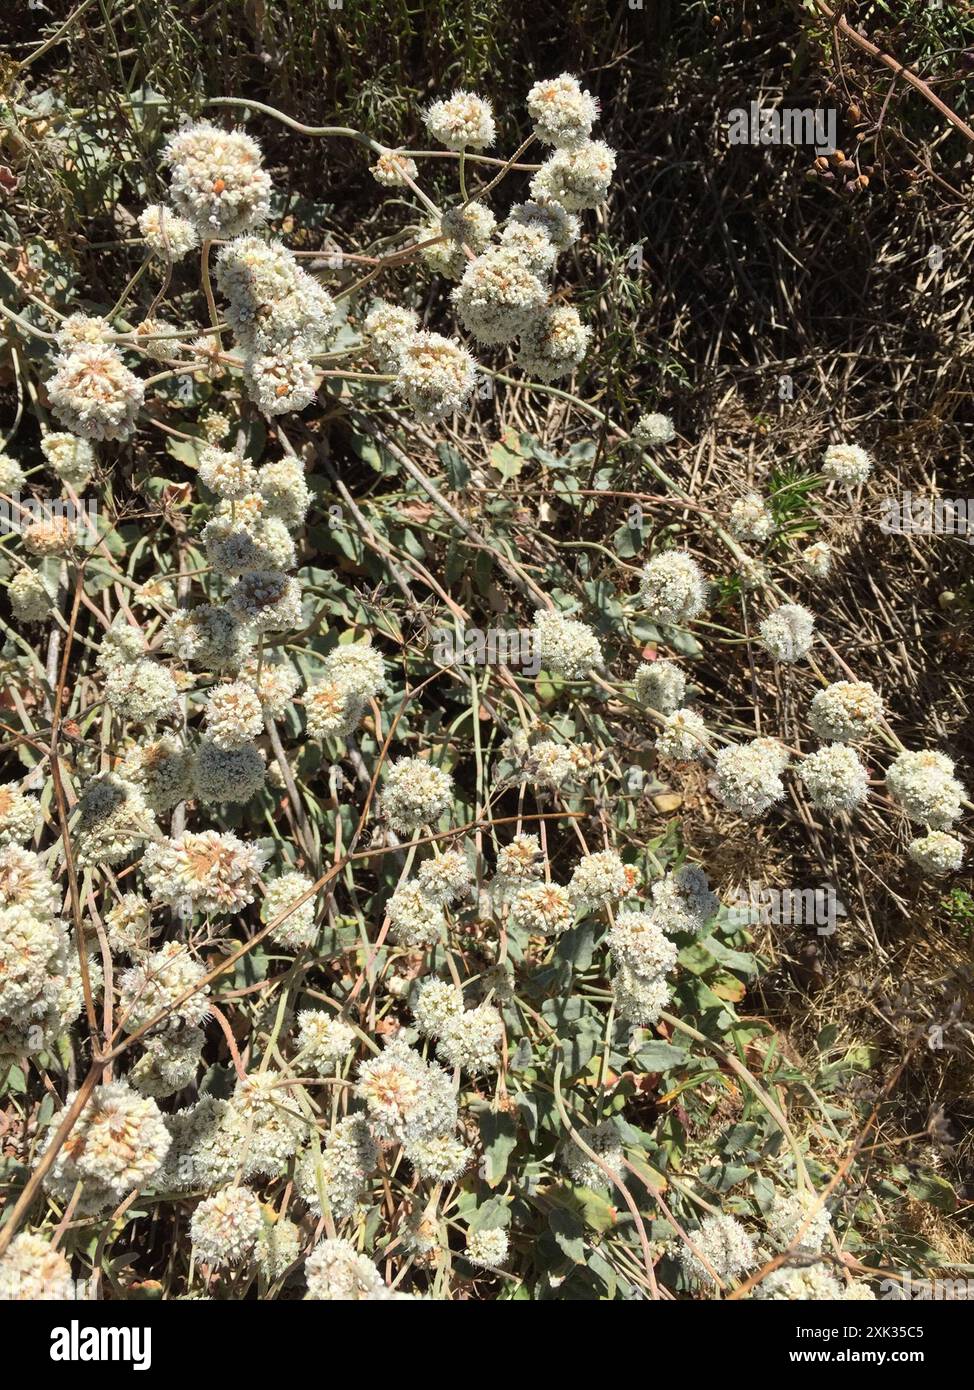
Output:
[138,203,199,259]
[0,452,26,492]
[424,91,495,150]
[533,608,601,678]
[130,1025,205,1098]
[48,343,144,441]
[321,640,387,700]
[356,1038,457,1145]
[202,512,296,576]
[73,773,157,868]
[530,140,616,210]
[499,220,558,276]
[607,910,678,977]
[509,198,581,252]
[225,1071,305,1180]
[808,680,883,743]
[509,880,573,937]
[452,246,549,346]
[104,658,180,725]
[527,73,600,149]
[41,431,94,488]
[118,940,210,1032]
[295,1010,355,1073]
[197,445,256,500]
[43,1081,170,1214]
[656,708,709,762]
[386,881,446,949]
[261,870,318,950]
[382,757,453,833]
[21,514,77,558]
[303,680,365,739]
[255,457,311,530]
[371,150,419,186]
[678,1213,755,1287]
[768,1188,832,1253]
[753,1265,843,1300]
[713,740,788,820]
[194,739,266,804]
[121,735,195,814]
[305,1238,386,1300]
[142,830,267,914]
[160,604,253,670]
[244,350,317,416]
[56,314,110,351]
[436,1002,503,1073]
[0,905,64,1028]
[634,659,685,714]
[0,783,39,847]
[823,442,872,487]
[0,1232,74,1301]
[296,1115,378,1221]
[395,331,478,420]
[568,849,629,909]
[441,201,497,254]
[495,832,543,884]
[612,961,672,1026]
[243,656,300,716]
[191,1185,263,1267]
[104,893,154,957]
[517,304,591,382]
[632,412,676,446]
[406,1133,472,1184]
[363,299,420,373]
[0,845,58,918]
[887,749,964,828]
[227,569,303,633]
[729,492,775,542]
[163,121,271,237]
[759,603,815,663]
[417,848,472,905]
[465,1226,509,1270]
[802,540,832,579]
[651,865,719,935]
[639,550,707,625]
[561,1119,623,1190]
[907,831,964,877]
[9,568,53,623]
[800,743,869,815]
[412,978,464,1037]
[200,410,230,443]
[518,739,574,791]
[202,680,264,749]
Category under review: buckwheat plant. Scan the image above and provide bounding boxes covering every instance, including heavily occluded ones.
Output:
[0,48,963,1311]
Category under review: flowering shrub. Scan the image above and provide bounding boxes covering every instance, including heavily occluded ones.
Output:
[0,15,969,1308]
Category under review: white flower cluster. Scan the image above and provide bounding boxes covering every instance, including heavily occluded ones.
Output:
[713,739,789,820]
[42,1081,170,1214]
[729,492,775,542]
[533,608,602,678]
[887,749,965,829]
[678,1213,755,1287]
[800,743,869,815]
[382,757,453,833]
[163,121,272,237]
[759,603,816,664]
[809,680,883,742]
[0,1233,75,1300]
[639,551,707,625]
[823,441,872,486]
[48,342,145,441]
